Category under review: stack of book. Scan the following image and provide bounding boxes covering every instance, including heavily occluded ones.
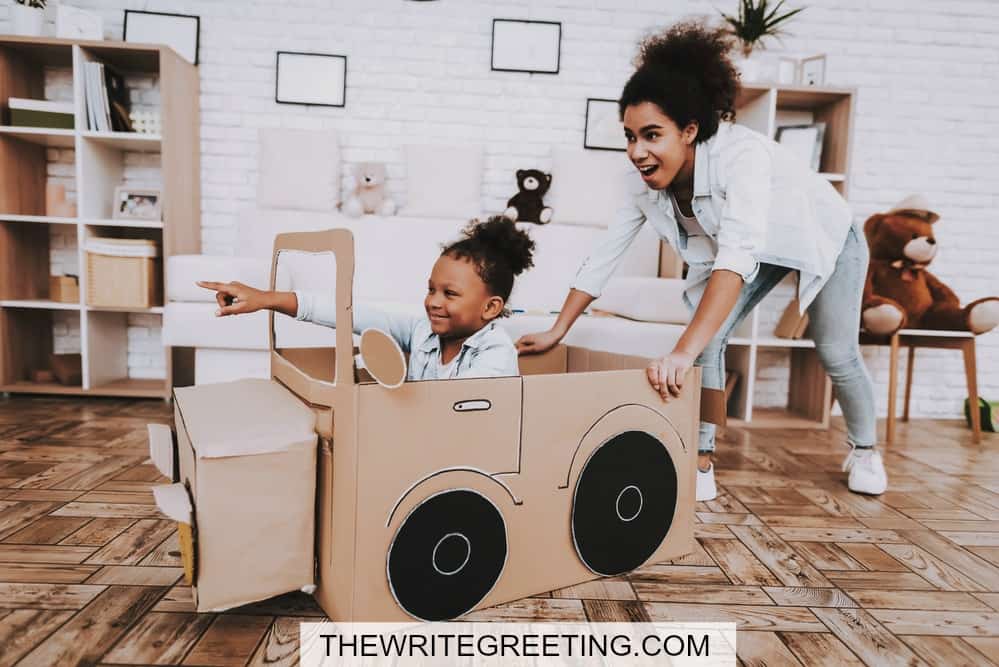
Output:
[8,98,75,129]
[84,61,132,132]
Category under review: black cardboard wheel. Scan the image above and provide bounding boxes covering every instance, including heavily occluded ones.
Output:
[572,430,677,576]
[388,489,506,621]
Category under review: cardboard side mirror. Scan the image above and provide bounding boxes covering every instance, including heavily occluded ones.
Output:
[359,328,407,389]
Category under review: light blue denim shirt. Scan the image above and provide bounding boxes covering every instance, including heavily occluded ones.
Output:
[572,122,854,313]
[294,290,520,380]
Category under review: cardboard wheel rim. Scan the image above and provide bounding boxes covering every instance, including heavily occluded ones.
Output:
[387,488,507,621]
[571,430,677,576]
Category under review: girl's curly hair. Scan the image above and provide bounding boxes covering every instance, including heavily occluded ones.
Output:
[619,21,740,143]
[442,216,535,318]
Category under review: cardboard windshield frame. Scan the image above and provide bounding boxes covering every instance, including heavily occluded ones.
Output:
[155,227,724,621]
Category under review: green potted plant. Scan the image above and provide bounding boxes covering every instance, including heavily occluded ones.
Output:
[12,0,47,36]
[720,0,804,81]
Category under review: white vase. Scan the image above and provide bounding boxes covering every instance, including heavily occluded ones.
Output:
[11,3,45,36]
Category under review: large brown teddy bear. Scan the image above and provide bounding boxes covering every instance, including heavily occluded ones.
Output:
[861,195,999,336]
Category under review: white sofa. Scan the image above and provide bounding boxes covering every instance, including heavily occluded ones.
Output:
[163,131,690,385]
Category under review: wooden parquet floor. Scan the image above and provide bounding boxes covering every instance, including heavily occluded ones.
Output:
[1,395,998,666]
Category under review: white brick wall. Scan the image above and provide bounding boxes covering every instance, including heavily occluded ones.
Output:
[4,0,997,417]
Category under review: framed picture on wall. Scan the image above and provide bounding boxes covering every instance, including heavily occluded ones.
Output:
[776,123,826,172]
[275,51,347,107]
[800,54,827,86]
[491,19,561,74]
[123,10,200,65]
[584,98,626,151]
[113,186,162,221]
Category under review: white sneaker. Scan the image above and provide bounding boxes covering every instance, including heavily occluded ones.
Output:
[842,446,888,495]
[696,464,718,502]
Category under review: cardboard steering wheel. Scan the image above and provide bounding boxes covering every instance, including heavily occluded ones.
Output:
[359,328,407,389]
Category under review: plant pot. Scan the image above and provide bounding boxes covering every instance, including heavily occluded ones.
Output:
[11,4,45,36]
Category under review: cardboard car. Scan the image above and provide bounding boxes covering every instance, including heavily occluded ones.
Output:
[150,229,723,621]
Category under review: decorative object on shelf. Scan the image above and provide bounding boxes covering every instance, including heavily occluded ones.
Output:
[130,109,161,134]
[113,186,162,221]
[85,237,161,308]
[490,18,561,74]
[504,169,553,224]
[720,0,804,82]
[800,53,826,86]
[342,162,396,217]
[774,298,809,338]
[8,97,74,129]
[49,274,80,303]
[123,10,200,65]
[275,51,347,107]
[31,368,56,384]
[56,4,103,40]
[775,123,825,171]
[777,56,798,84]
[861,195,999,336]
[11,0,46,37]
[584,98,626,151]
[50,353,82,386]
[965,397,997,433]
[46,182,77,217]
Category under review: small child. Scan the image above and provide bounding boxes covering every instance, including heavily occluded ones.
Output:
[198,216,535,380]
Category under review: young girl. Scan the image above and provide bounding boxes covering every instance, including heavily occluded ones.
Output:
[200,216,535,380]
[517,22,884,500]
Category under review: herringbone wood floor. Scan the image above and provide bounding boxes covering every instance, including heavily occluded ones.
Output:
[1,395,998,666]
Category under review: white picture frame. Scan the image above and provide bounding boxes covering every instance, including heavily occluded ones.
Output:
[113,186,162,221]
[800,54,827,86]
[56,5,103,41]
[276,52,347,108]
[123,10,199,65]
[776,123,826,172]
[777,57,799,85]
[584,98,626,151]
[491,19,561,74]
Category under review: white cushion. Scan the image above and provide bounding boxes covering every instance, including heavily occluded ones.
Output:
[237,208,345,259]
[592,277,690,324]
[163,302,337,350]
[257,129,340,211]
[499,313,685,360]
[195,349,271,385]
[402,144,483,218]
[167,255,269,302]
[547,148,635,227]
[508,221,660,311]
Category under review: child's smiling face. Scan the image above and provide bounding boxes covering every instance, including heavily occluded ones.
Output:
[425,254,503,339]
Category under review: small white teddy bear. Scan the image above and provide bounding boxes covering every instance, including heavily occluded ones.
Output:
[342,162,396,217]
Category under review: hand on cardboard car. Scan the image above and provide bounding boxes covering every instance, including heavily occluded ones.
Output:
[197,281,271,317]
[646,350,696,402]
[515,329,562,355]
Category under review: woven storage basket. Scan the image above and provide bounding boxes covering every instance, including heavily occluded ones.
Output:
[86,237,162,308]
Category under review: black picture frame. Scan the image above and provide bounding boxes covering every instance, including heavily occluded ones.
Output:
[583,98,626,152]
[274,51,348,108]
[123,10,200,66]
[490,18,561,75]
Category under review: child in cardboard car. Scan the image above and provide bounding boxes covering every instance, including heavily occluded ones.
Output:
[198,216,534,380]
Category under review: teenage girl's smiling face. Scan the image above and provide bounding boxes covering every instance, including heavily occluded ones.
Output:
[425,254,503,339]
[623,102,698,191]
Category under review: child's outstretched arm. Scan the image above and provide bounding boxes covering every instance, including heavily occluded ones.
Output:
[196,281,298,318]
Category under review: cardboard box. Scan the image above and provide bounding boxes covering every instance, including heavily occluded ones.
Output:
[151,379,319,612]
[50,353,82,386]
[153,229,724,621]
[49,275,80,304]
[86,238,162,308]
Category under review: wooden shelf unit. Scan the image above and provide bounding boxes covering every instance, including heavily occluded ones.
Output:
[0,35,199,399]
[725,83,855,428]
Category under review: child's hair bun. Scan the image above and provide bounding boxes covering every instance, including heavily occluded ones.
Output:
[462,216,536,276]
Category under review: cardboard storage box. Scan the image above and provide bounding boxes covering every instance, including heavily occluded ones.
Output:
[151,379,319,612]
[152,229,722,621]
[49,275,80,304]
[86,238,162,308]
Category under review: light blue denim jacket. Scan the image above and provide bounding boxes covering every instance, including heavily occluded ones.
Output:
[572,122,854,313]
[294,290,520,380]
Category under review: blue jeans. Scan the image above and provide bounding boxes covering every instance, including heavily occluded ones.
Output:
[694,224,876,453]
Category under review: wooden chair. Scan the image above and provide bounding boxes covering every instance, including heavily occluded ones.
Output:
[860,329,981,444]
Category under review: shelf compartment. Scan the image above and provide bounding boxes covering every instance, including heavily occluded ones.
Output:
[0,307,81,389]
[0,126,75,147]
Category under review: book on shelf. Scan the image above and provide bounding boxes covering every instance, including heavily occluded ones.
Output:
[84,62,133,133]
[8,98,75,129]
